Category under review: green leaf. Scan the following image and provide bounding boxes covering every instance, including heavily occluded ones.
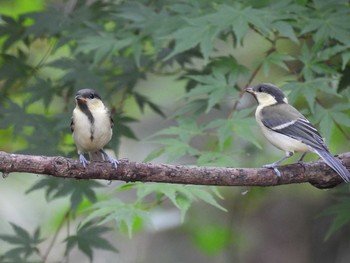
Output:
[273,21,298,43]
[77,33,134,65]
[189,187,226,212]
[175,194,192,222]
[24,77,56,109]
[133,92,165,117]
[0,223,43,260]
[26,6,70,37]
[185,71,232,113]
[283,79,339,113]
[144,147,165,162]
[191,224,232,255]
[317,45,348,61]
[172,99,208,117]
[297,44,341,80]
[259,52,294,76]
[0,15,27,51]
[203,118,232,151]
[0,54,33,90]
[47,57,104,91]
[26,178,102,215]
[117,182,140,191]
[199,27,216,64]
[65,223,118,261]
[314,106,334,145]
[301,11,350,44]
[81,199,149,238]
[162,140,196,161]
[196,151,238,167]
[210,4,270,45]
[341,51,350,70]
[147,117,203,161]
[320,194,350,240]
[330,111,350,128]
[136,184,226,220]
[165,23,218,62]
[10,224,31,242]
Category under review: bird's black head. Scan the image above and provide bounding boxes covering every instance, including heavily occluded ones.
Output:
[75,89,102,102]
[245,83,287,105]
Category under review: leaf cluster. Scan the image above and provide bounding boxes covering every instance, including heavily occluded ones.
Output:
[0,224,42,262]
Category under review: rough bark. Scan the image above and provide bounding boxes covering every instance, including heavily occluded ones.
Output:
[0,151,349,189]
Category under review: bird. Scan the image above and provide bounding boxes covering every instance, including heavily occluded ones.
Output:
[244,83,350,183]
[71,89,118,168]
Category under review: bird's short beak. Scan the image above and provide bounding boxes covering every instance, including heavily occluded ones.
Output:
[75,95,87,102]
[244,87,254,93]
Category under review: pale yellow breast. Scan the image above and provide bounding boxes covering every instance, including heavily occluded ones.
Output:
[72,106,112,153]
[255,105,310,153]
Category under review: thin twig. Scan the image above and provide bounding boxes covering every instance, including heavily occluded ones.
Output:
[43,210,70,263]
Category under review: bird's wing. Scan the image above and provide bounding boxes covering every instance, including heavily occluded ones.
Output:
[261,104,328,151]
[70,117,75,133]
[104,105,114,129]
[110,113,114,129]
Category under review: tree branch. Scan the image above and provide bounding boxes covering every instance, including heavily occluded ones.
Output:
[0,151,349,189]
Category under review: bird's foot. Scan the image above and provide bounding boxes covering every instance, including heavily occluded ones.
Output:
[108,157,119,169]
[297,160,306,166]
[297,153,307,165]
[263,163,281,177]
[100,150,119,169]
[79,154,89,167]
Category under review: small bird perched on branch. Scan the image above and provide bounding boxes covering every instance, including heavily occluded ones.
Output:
[71,89,118,168]
[245,83,350,183]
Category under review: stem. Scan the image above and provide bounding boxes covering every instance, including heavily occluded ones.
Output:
[284,60,304,82]
[42,210,70,263]
[34,39,57,71]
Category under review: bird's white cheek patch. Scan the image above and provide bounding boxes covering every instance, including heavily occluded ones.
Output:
[88,99,105,111]
[255,93,278,106]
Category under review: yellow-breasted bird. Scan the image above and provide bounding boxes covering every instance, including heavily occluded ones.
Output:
[245,83,350,182]
[71,89,118,168]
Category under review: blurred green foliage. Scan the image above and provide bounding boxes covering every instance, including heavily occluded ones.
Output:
[0,0,350,261]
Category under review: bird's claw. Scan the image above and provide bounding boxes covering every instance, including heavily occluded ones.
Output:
[108,157,119,169]
[79,154,89,168]
[297,160,306,166]
[272,167,281,177]
[100,150,119,169]
[263,163,281,177]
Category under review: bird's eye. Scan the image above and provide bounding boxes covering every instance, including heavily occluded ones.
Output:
[89,94,95,99]
[258,86,263,92]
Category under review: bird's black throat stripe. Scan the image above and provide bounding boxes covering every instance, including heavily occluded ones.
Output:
[78,100,94,124]
[77,100,95,142]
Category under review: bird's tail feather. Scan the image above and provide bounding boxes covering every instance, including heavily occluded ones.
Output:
[315,150,350,183]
